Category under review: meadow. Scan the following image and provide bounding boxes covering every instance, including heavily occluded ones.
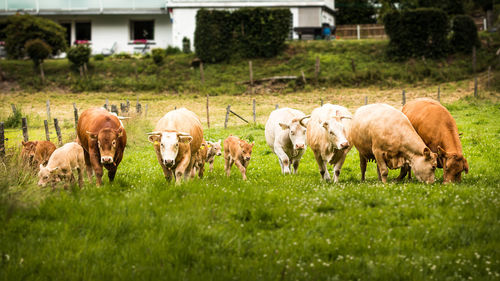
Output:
[1,85,499,280]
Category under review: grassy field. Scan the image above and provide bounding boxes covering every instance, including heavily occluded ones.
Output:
[1,87,499,280]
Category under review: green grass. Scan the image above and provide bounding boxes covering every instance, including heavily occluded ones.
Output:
[0,96,499,280]
[0,39,497,94]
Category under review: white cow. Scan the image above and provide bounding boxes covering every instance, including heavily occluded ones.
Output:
[265,108,310,174]
[307,104,352,182]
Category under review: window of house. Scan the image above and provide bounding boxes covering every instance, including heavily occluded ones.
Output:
[75,22,91,42]
[130,20,154,41]
[60,22,71,47]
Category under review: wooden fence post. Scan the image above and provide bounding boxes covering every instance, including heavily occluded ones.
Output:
[145,104,148,118]
[472,46,476,74]
[357,25,361,40]
[111,105,118,114]
[21,117,28,142]
[437,86,441,102]
[53,118,62,146]
[0,122,5,157]
[253,99,256,124]
[46,100,51,122]
[365,96,368,105]
[402,90,406,105]
[249,61,253,86]
[315,56,320,84]
[224,105,231,129]
[351,58,356,72]
[105,98,109,110]
[206,94,210,129]
[320,98,324,106]
[11,104,16,115]
[44,120,50,141]
[275,104,279,110]
[301,70,306,84]
[474,77,478,98]
[73,103,78,129]
[200,62,205,84]
[126,99,130,113]
[120,103,126,113]
[136,98,141,114]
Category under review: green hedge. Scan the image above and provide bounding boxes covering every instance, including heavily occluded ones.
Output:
[451,15,480,54]
[194,8,291,63]
[384,8,450,59]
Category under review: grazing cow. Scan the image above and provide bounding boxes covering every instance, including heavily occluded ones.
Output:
[265,108,310,174]
[38,142,86,189]
[307,104,352,182]
[77,108,127,186]
[350,103,437,183]
[224,136,254,180]
[205,140,222,172]
[21,140,56,168]
[148,108,203,184]
[398,98,469,183]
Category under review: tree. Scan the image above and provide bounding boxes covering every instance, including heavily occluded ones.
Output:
[2,14,66,59]
[336,0,377,24]
[25,39,52,82]
[67,44,91,77]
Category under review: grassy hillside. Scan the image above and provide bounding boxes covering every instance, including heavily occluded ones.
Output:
[0,39,496,94]
[0,92,499,280]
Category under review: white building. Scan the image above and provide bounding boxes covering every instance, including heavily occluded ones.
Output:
[0,0,335,54]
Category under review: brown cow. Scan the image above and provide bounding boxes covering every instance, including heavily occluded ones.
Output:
[398,98,469,183]
[148,108,203,184]
[21,140,56,168]
[191,140,208,178]
[77,108,127,186]
[349,103,438,183]
[224,136,254,180]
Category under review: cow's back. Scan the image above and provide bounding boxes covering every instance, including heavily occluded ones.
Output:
[155,108,203,154]
[35,141,56,164]
[77,108,124,151]
[402,98,462,154]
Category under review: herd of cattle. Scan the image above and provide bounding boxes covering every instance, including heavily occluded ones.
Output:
[20,98,468,189]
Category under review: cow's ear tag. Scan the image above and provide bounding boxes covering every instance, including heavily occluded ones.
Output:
[207,145,212,148]
[154,141,159,145]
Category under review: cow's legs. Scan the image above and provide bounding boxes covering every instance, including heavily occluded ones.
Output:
[234,160,247,180]
[89,149,104,186]
[209,160,214,172]
[396,164,409,181]
[225,156,233,177]
[314,151,330,182]
[175,155,191,184]
[163,167,173,182]
[292,159,300,174]
[77,167,84,188]
[198,162,205,179]
[274,143,291,174]
[107,166,117,182]
[333,152,348,183]
[83,150,93,180]
[360,153,367,181]
[374,150,389,183]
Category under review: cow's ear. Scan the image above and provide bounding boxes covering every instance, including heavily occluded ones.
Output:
[86,131,98,140]
[116,127,124,138]
[50,167,59,173]
[279,122,289,130]
[39,164,44,170]
[148,135,160,144]
[217,139,221,144]
[322,121,329,129]
[464,158,469,174]
[178,135,193,144]
[423,147,432,159]
[22,141,26,146]
[437,146,447,157]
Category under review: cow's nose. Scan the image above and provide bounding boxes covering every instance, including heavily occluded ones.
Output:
[101,156,113,164]
[245,157,251,161]
[339,142,349,150]
[295,143,305,150]
[164,159,174,167]
[217,152,221,156]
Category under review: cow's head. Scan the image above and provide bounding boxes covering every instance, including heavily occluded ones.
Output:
[148,131,193,168]
[279,115,310,151]
[321,111,350,150]
[412,147,437,184]
[438,146,469,183]
[37,164,61,187]
[21,141,37,163]
[87,127,124,165]
[240,141,254,162]
[207,139,222,157]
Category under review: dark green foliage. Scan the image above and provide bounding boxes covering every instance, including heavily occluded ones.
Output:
[415,0,465,15]
[182,37,191,53]
[384,8,450,59]
[2,14,66,59]
[194,9,233,63]
[25,39,51,67]
[152,48,164,65]
[67,44,91,67]
[336,0,377,24]
[93,54,105,61]
[4,107,22,128]
[194,8,291,62]
[451,15,480,53]
[166,45,182,55]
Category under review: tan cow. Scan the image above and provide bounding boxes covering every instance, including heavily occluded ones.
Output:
[224,136,254,180]
[349,103,438,183]
[148,108,203,184]
[307,104,352,182]
[21,140,56,168]
[38,142,86,189]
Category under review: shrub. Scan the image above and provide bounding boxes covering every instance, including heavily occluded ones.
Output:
[67,44,91,67]
[93,54,105,61]
[450,15,480,54]
[4,107,22,128]
[25,39,52,67]
[113,52,132,59]
[2,14,66,59]
[384,8,449,59]
[152,48,164,65]
[194,9,233,63]
[166,46,182,55]
[182,37,191,53]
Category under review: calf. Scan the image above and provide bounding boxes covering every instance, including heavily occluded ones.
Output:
[224,136,254,180]
[398,98,469,183]
[265,108,310,175]
[148,108,203,184]
[38,142,86,189]
[205,140,222,172]
[21,140,56,168]
[349,103,437,183]
[77,108,127,186]
[192,140,208,178]
[307,104,352,182]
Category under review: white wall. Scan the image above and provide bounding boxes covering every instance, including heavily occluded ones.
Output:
[171,8,198,51]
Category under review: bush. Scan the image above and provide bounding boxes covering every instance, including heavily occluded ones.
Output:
[166,46,182,55]
[93,54,105,61]
[113,52,132,59]
[152,48,164,65]
[4,107,22,128]
[25,39,52,67]
[67,44,91,67]
[384,8,449,59]
[194,9,233,63]
[451,15,480,54]
[2,14,66,59]
[182,37,191,53]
